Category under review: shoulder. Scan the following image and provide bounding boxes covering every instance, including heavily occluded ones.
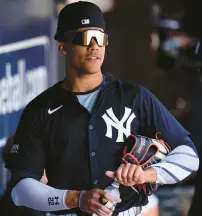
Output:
[21,82,62,117]
[104,73,138,92]
[105,74,155,99]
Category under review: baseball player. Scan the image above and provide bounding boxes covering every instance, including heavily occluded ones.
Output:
[6,2,199,216]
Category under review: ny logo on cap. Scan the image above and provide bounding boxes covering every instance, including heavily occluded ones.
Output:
[81,19,90,25]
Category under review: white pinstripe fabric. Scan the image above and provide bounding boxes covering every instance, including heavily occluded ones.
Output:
[150,145,199,184]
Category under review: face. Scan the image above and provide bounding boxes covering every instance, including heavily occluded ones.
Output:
[59,27,106,74]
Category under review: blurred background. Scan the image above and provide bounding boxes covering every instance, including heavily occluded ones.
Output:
[0,0,201,215]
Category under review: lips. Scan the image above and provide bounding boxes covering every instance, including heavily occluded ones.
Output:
[86,55,101,60]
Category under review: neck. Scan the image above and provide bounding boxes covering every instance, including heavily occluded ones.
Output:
[63,68,103,92]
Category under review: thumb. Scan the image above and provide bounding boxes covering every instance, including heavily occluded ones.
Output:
[105,171,116,179]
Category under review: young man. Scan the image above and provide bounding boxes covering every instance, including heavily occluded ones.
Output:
[7,1,199,216]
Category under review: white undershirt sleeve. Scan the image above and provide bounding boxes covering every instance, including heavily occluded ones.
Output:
[11,178,69,212]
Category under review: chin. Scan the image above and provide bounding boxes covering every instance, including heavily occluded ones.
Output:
[87,69,100,74]
[83,66,101,74]
[83,60,103,73]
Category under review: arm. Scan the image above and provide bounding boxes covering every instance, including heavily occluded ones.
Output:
[149,137,199,184]
[6,104,73,211]
[105,139,198,187]
[11,178,70,211]
[7,103,114,215]
[11,178,115,214]
[107,86,199,186]
[139,86,199,184]
[4,133,48,184]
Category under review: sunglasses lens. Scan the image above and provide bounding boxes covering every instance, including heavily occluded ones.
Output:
[72,30,108,47]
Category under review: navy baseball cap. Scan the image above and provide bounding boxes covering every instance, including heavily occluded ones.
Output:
[54,1,105,41]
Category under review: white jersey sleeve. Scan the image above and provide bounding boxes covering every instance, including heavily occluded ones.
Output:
[150,145,199,184]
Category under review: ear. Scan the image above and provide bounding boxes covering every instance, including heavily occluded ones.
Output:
[58,42,67,56]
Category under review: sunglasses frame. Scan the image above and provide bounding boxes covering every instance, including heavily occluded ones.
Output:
[64,29,108,47]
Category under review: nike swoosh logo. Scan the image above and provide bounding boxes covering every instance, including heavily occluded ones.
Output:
[48,105,63,114]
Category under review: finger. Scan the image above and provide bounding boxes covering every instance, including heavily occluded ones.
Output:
[99,197,113,208]
[95,202,113,216]
[127,164,137,184]
[116,164,124,183]
[87,191,106,211]
[122,163,131,184]
[87,198,96,213]
[133,166,142,183]
[101,194,121,207]
[102,192,115,204]
[94,208,112,216]
[98,204,113,215]
[105,171,116,179]
[88,198,110,215]
[92,189,103,199]
[93,188,111,198]
[94,208,108,216]
[104,201,113,209]
[97,190,114,210]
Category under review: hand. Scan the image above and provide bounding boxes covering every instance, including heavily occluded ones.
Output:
[80,189,115,216]
[106,163,145,186]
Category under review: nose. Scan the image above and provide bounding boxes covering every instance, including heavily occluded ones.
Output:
[88,38,99,50]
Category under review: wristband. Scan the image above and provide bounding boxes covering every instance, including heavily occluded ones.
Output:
[78,190,86,211]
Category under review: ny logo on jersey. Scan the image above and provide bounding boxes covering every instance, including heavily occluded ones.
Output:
[102,107,136,142]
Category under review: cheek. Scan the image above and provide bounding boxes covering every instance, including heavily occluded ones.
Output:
[71,46,86,63]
